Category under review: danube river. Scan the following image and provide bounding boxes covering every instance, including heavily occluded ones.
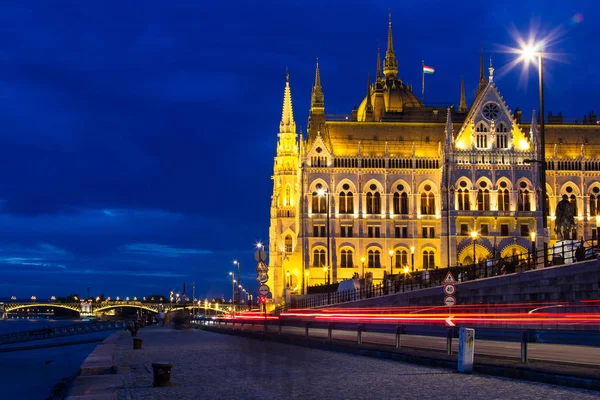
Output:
[0,317,113,399]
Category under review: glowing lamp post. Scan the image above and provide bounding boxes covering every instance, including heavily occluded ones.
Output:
[410,246,415,272]
[233,260,241,311]
[470,230,478,267]
[531,231,537,268]
[388,249,394,275]
[517,38,548,267]
[317,187,331,284]
[360,257,366,279]
[229,272,235,314]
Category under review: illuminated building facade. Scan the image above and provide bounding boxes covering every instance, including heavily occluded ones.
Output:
[268,16,600,301]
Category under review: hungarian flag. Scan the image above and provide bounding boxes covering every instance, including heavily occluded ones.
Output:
[423,65,435,74]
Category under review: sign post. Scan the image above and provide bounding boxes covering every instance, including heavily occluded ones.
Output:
[254,248,270,326]
[443,271,456,325]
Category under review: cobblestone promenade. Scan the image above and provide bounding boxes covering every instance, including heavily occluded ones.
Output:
[114,326,600,400]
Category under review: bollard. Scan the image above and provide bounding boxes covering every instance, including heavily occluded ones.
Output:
[395,325,402,349]
[357,324,363,345]
[446,328,453,355]
[521,331,529,363]
[130,329,138,338]
[328,323,333,342]
[133,337,143,350]
[152,362,173,387]
[457,328,475,373]
[305,322,310,339]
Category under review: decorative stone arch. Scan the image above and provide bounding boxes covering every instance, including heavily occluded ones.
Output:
[310,245,328,268]
[421,246,437,270]
[456,237,492,264]
[309,179,329,193]
[474,120,489,132]
[417,179,439,194]
[559,181,581,196]
[336,179,357,215]
[335,179,358,193]
[499,243,529,259]
[338,244,356,269]
[390,179,412,194]
[495,177,513,190]
[365,245,383,269]
[455,177,473,190]
[281,228,296,253]
[363,179,384,194]
[475,176,493,189]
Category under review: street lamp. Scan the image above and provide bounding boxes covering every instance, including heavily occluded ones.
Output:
[323,266,329,285]
[471,230,478,266]
[518,38,548,267]
[530,231,537,268]
[317,186,331,284]
[229,272,235,314]
[410,246,415,272]
[233,260,241,311]
[388,249,394,275]
[304,271,309,294]
[360,257,366,279]
[286,271,290,288]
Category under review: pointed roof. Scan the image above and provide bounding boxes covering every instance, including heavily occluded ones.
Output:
[376,44,382,82]
[459,75,467,113]
[445,107,454,146]
[383,11,398,78]
[476,50,486,97]
[280,69,296,134]
[311,58,324,110]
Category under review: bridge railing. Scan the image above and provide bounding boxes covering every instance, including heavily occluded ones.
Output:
[0,320,132,346]
[290,241,599,310]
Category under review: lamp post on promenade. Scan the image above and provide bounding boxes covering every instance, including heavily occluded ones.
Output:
[233,260,241,311]
[361,257,365,279]
[228,272,235,314]
[304,271,309,294]
[518,39,548,267]
[410,246,415,272]
[471,230,478,265]
[531,231,537,268]
[388,249,394,275]
[317,187,331,285]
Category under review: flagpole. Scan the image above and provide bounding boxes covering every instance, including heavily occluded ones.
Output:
[421,60,425,104]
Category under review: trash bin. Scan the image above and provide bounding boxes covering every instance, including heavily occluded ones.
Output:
[152,362,173,387]
[130,329,138,337]
[133,338,143,350]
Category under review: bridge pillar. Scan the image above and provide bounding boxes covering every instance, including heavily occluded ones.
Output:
[1,312,7,320]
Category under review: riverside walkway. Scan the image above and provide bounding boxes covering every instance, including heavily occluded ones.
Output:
[75,325,600,400]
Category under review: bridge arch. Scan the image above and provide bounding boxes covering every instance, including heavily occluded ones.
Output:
[93,304,159,314]
[5,303,80,313]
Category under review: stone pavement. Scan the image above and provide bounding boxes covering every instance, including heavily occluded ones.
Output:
[107,326,600,400]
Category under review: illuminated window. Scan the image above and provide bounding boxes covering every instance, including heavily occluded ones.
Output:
[367,249,381,268]
[394,250,408,268]
[590,193,600,216]
[284,236,292,253]
[477,189,490,211]
[339,191,354,214]
[284,185,291,206]
[366,190,381,214]
[422,250,435,270]
[312,248,326,268]
[340,249,354,268]
[518,189,531,211]
[457,189,470,210]
[393,184,409,214]
[570,194,578,215]
[312,192,326,213]
[498,188,510,211]
[420,189,435,215]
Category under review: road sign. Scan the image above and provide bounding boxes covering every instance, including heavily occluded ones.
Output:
[258,284,270,296]
[443,272,457,285]
[445,315,455,327]
[255,261,268,273]
[443,284,456,296]
[254,249,267,262]
[444,295,456,307]
[256,271,269,284]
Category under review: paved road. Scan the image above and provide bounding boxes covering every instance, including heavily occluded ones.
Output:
[249,325,600,366]
[114,326,600,400]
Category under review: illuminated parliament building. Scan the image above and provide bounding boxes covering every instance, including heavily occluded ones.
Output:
[268,15,600,301]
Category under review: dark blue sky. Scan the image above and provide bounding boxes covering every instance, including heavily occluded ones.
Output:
[0,1,597,300]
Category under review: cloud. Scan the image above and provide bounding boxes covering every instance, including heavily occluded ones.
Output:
[0,257,67,269]
[123,243,213,258]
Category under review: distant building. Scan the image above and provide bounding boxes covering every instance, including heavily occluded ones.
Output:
[268,14,600,302]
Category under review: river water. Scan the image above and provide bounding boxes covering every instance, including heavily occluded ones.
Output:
[0,317,114,399]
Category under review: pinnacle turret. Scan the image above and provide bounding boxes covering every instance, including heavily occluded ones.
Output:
[280,69,296,134]
[311,58,324,110]
[383,11,398,78]
[459,75,468,113]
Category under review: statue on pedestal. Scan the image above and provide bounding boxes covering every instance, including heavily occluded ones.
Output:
[554,194,575,240]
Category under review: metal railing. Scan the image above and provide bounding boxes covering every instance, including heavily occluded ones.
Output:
[290,240,598,310]
[0,320,132,346]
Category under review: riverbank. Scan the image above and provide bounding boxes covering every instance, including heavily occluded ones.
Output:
[70,325,600,399]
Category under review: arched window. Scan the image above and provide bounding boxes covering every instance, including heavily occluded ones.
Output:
[366,188,381,214]
[590,190,600,216]
[367,249,381,268]
[496,124,508,149]
[340,249,354,268]
[498,188,510,211]
[284,185,291,206]
[394,249,408,268]
[570,194,578,216]
[422,250,435,270]
[457,189,471,211]
[420,184,436,215]
[477,188,490,211]
[312,248,326,268]
[284,236,292,253]
[476,122,488,132]
[545,194,550,217]
[339,191,353,214]
[312,191,326,213]
[393,185,409,215]
[517,182,531,212]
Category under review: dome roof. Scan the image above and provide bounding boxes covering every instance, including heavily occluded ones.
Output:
[356,77,423,121]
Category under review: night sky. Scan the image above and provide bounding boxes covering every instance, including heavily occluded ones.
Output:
[0,1,598,301]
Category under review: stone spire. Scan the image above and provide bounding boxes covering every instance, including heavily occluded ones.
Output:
[444,107,454,147]
[280,69,296,134]
[475,50,486,97]
[376,44,382,82]
[459,75,468,113]
[383,11,398,78]
[488,56,494,82]
[365,73,374,121]
[310,58,324,110]
[529,109,538,148]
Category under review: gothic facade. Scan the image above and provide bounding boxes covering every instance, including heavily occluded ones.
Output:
[268,16,600,301]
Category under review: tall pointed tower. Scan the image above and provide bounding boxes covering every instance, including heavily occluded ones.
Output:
[307,59,326,145]
[383,12,398,79]
[269,71,300,302]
